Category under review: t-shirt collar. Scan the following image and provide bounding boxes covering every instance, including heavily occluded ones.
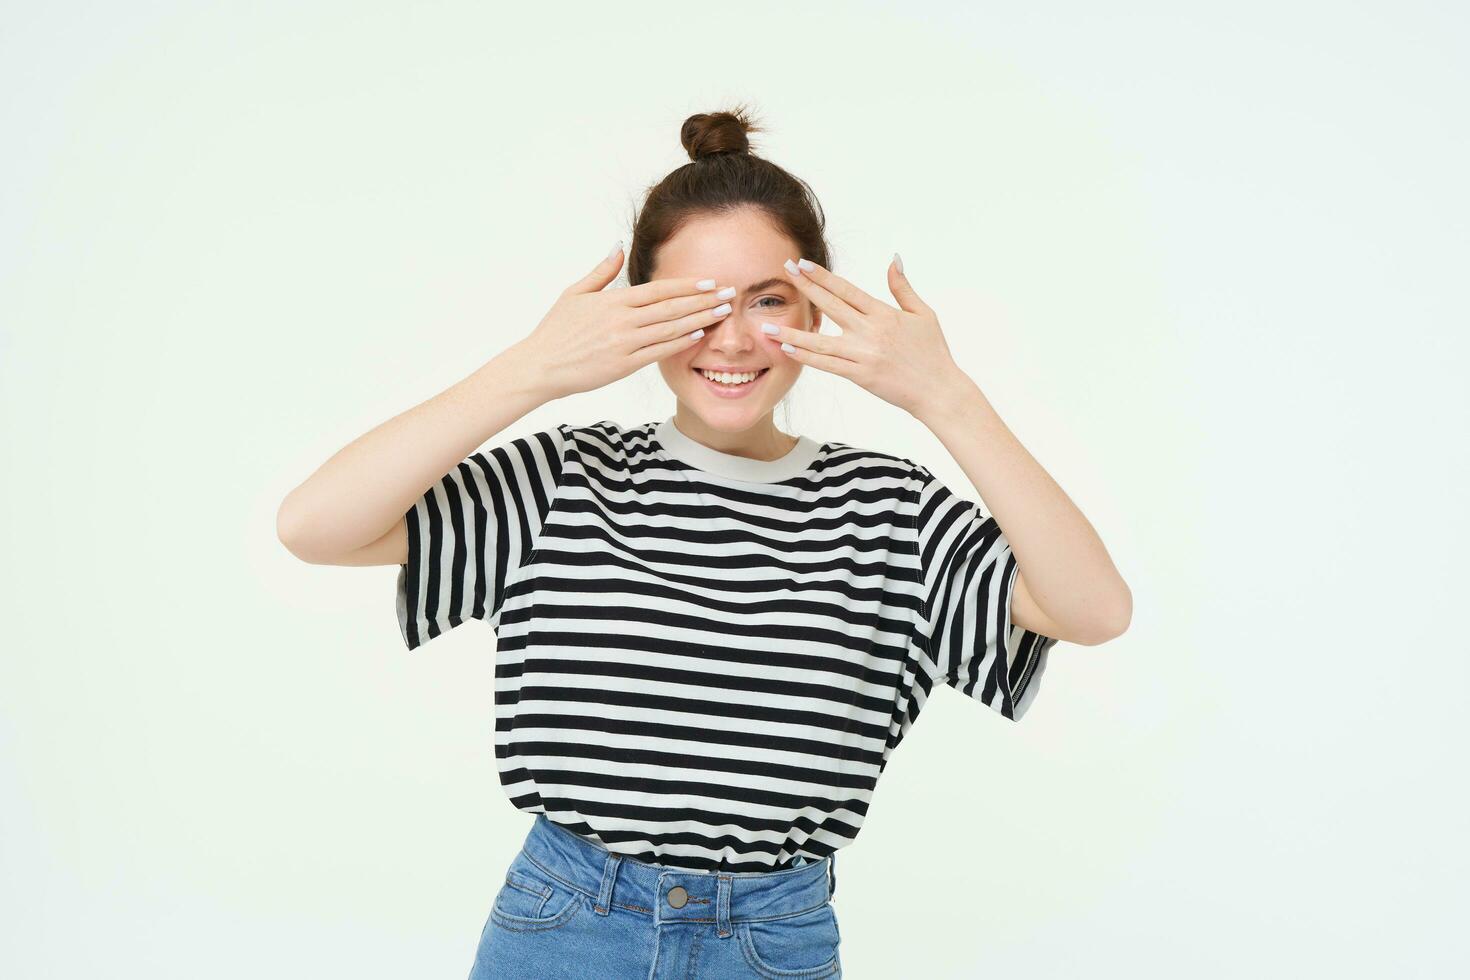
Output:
[653,415,823,484]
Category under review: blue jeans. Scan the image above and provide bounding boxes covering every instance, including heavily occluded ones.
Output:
[468,813,843,978]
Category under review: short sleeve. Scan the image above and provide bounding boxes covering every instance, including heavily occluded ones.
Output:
[395,424,569,650]
[910,463,1060,721]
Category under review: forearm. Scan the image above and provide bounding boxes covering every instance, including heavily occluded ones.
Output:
[276,343,552,561]
[915,369,1130,639]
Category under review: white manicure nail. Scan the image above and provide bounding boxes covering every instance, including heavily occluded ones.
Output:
[697,279,717,290]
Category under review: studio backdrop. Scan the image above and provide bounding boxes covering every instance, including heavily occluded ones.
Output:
[2,2,1464,978]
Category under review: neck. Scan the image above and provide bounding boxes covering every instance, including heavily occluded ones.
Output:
[670,408,799,462]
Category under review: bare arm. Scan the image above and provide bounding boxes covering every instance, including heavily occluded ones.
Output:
[275,343,552,566]
[918,370,1132,646]
[276,242,737,568]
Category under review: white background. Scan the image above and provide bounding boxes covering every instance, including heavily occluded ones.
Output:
[3,1,1465,977]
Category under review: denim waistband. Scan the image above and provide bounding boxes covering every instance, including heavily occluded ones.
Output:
[517,814,837,936]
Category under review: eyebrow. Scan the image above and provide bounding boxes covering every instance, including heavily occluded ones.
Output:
[742,277,790,294]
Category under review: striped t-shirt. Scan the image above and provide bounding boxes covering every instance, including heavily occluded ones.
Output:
[395,415,1059,872]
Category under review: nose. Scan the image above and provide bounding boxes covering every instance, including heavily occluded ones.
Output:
[704,306,758,352]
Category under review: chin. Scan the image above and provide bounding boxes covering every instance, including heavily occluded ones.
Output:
[684,397,770,427]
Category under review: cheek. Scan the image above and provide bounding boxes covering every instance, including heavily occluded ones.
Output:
[656,353,692,383]
[766,359,802,385]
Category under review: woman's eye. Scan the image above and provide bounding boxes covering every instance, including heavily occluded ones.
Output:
[755,296,785,309]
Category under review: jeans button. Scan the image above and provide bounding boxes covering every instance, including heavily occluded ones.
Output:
[667,885,688,909]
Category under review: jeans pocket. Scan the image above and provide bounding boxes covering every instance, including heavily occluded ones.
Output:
[489,854,585,932]
[738,901,842,978]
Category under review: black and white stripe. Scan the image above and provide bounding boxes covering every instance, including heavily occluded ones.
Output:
[396,426,566,648]
[913,463,1057,722]
[395,418,1059,872]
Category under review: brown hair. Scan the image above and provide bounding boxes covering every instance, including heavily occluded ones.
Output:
[625,105,832,287]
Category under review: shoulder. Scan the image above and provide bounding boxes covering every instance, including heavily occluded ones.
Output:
[818,437,928,486]
[816,439,968,525]
[541,418,629,450]
[812,440,933,518]
[554,418,650,473]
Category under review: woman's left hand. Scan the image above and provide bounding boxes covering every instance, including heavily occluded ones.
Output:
[765,255,966,419]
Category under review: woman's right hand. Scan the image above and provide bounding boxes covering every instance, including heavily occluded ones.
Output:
[511,243,733,400]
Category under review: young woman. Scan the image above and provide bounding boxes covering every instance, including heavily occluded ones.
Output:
[278,106,1131,979]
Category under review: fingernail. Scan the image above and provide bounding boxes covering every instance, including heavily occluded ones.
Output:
[797,258,816,272]
[716,286,736,299]
[607,240,623,260]
[690,329,705,340]
[781,342,796,353]
[892,252,903,274]
[761,323,780,335]
[783,258,802,277]
[712,302,732,316]
[696,278,717,290]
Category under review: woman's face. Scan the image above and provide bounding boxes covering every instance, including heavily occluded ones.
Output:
[652,208,821,433]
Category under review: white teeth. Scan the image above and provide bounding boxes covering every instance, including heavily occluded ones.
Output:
[698,368,762,385]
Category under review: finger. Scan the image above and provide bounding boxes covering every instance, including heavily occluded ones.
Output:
[790,258,887,316]
[760,321,855,362]
[632,323,711,368]
[887,253,934,317]
[622,273,722,308]
[630,287,735,329]
[638,296,734,336]
[770,334,861,381]
[783,258,864,330]
[563,240,627,296]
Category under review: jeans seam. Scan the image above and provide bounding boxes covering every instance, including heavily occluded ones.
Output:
[737,921,841,979]
[520,850,828,922]
[522,852,598,901]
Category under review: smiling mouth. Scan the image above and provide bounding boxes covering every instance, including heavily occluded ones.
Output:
[693,367,769,386]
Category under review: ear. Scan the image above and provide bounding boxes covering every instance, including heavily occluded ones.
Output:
[808,306,823,332]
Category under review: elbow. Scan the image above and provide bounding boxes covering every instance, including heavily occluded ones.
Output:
[1066,584,1132,647]
[276,493,319,563]
[1089,584,1133,645]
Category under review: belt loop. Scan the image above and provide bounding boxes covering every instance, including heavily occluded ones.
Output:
[716,874,733,938]
[828,852,837,899]
[594,853,622,916]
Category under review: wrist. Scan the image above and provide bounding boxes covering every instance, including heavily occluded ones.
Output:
[464,345,557,418]
[500,343,563,403]
[911,365,979,427]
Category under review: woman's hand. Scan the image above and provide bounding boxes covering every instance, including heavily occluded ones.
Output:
[512,243,735,400]
[761,254,966,419]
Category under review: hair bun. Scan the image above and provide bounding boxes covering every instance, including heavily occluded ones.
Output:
[681,106,762,161]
